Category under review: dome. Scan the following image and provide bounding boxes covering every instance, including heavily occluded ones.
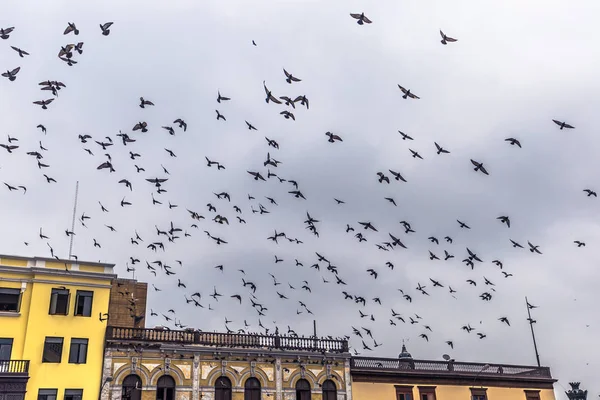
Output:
[398,344,412,360]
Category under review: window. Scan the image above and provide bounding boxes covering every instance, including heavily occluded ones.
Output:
[122,375,142,400]
[524,390,541,400]
[0,338,13,360]
[418,386,436,400]
[64,389,83,400]
[74,291,93,317]
[396,385,413,400]
[38,389,57,400]
[156,375,175,400]
[42,337,64,363]
[49,288,70,315]
[0,288,21,312]
[322,380,336,400]
[215,376,232,400]
[470,388,487,400]
[296,379,311,400]
[244,377,261,400]
[68,338,88,364]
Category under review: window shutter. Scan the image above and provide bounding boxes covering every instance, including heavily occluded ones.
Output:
[49,292,58,314]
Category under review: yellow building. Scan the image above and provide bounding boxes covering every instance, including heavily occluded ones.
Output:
[350,345,556,400]
[0,254,116,400]
[101,327,351,400]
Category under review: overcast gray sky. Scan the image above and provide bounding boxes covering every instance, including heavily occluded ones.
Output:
[1,0,599,397]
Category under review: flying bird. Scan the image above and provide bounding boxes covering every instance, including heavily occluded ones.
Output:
[439,30,457,45]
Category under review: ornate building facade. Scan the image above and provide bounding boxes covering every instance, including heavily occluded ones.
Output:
[100,327,351,400]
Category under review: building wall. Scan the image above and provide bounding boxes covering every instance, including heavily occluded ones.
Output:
[352,382,556,400]
[0,256,116,400]
[102,348,350,400]
[107,279,147,328]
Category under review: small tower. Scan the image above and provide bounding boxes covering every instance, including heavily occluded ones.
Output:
[398,343,415,370]
[398,344,412,361]
[565,382,587,400]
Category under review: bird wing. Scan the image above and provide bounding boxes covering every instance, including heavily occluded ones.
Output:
[11,67,20,75]
[101,22,114,30]
[408,92,420,99]
[397,84,408,94]
[445,36,457,42]
[350,13,361,19]
[362,16,372,23]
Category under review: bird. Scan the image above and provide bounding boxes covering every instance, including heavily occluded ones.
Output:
[350,12,372,25]
[470,159,489,175]
[139,97,155,108]
[10,46,29,57]
[325,132,343,143]
[64,23,80,35]
[439,30,457,45]
[583,189,597,197]
[574,241,586,247]
[100,22,114,36]
[552,119,574,130]
[434,142,450,154]
[497,216,510,228]
[263,81,282,104]
[283,69,301,84]
[398,85,420,99]
[217,91,230,103]
[33,99,54,110]
[0,27,15,40]
[505,138,521,148]
[2,67,20,82]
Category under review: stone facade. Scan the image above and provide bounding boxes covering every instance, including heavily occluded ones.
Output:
[101,345,350,400]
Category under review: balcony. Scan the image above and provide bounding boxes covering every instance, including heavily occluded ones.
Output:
[350,356,555,386]
[0,360,29,376]
[106,326,349,353]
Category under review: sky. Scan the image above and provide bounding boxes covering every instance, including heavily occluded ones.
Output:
[1,0,599,397]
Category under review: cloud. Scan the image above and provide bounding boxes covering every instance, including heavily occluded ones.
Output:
[0,0,598,397]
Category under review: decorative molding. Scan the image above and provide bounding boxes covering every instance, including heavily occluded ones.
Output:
[250,361,256,377]
[131,357,138,372]
[165,358,171,372]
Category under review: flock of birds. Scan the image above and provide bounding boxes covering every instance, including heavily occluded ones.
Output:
[0,13,584,359]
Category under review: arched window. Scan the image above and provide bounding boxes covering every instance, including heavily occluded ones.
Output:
[156,375,175,400]
[122,375,142,400]
[295,379,311,400]
[322,380,336,400]
[244,377,261,400]
[215,376,232,400]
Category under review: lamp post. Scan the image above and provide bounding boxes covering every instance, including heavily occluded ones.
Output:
[99,376,113,400]
[471,364,490,388]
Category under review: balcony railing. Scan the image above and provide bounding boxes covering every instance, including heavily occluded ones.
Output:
[0,360,30,375]
[106,326,349,353]
[350,357,552,379]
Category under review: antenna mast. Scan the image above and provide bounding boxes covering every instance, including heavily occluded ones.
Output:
[68,181,79,259]
[525,296,541,367]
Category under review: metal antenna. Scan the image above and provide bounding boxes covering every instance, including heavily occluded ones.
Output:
[525,296,541,367]
[68,181,79,259]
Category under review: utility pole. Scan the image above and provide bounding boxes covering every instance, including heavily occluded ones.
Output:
[68,181,79,259]
[525,296,541,367]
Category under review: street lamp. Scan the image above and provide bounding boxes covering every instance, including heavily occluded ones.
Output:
[471,364,490,388]
[98,377,113,400]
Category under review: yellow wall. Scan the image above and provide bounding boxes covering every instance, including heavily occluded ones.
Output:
[352,382,556,400]
[0,256,115,400]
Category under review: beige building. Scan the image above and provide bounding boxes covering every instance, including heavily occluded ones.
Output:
[100,327,350,400]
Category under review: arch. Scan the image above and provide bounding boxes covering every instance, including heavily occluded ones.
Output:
[122,375,142,400]
[206,368,238,387]
[322,380,336,400]
[288,369,318,388]
[156,375,175,400]
[295,379,311,400]
[114,365,150,387]
[237,368,269,388]
[315,370,344,387]
[244,377,261,400]
[215,376,232,400]
[149,367,184,387]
